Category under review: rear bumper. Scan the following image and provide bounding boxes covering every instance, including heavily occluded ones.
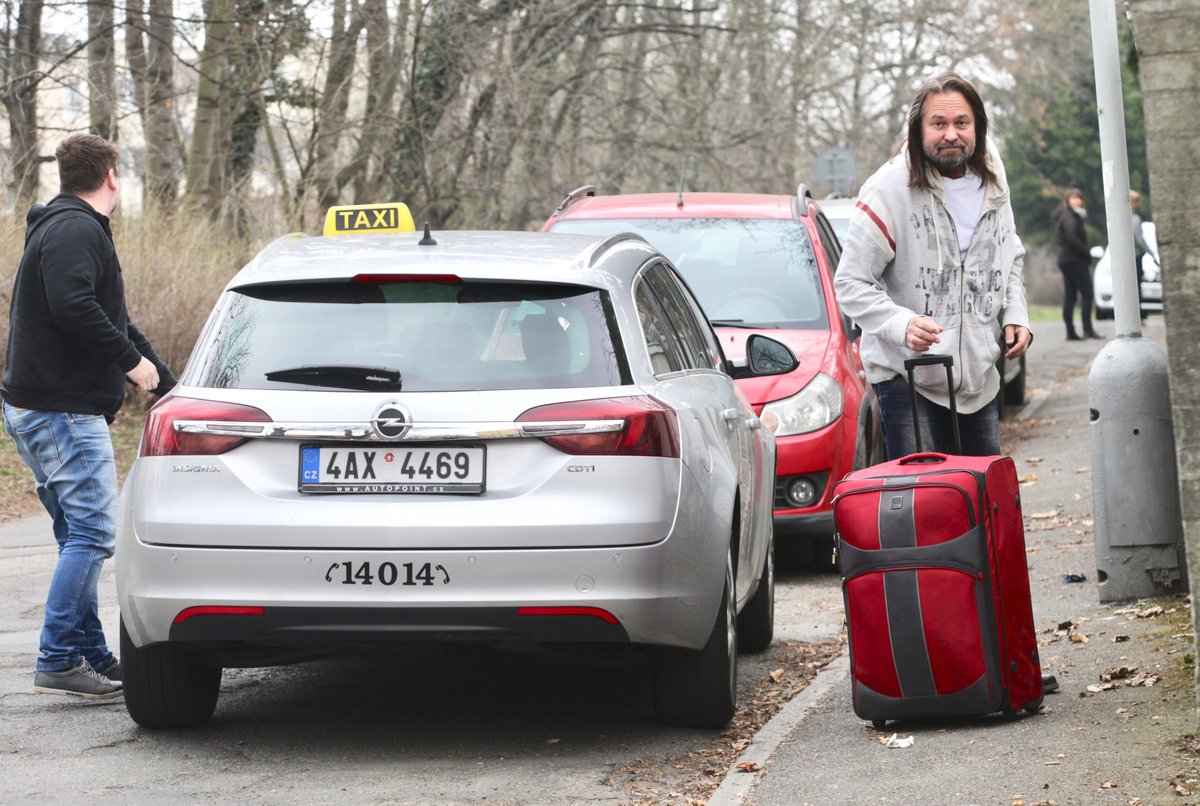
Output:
[116,538,725,654]
[169,604,631,644]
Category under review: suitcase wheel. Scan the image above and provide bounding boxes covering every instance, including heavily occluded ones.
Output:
[871,719,887,730]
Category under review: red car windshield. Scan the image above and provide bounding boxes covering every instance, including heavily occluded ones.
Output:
[551,217,828,330]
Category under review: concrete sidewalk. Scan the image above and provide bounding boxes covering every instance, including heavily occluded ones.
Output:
[716,318,1198,806]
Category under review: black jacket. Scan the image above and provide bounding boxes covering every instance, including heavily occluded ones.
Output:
[1054,205,1090,266]
[2,193,175,420]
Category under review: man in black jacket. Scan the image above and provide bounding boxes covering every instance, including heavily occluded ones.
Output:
[2,134,175,699]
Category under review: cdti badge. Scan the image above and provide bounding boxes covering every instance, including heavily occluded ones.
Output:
[324,203,416,236]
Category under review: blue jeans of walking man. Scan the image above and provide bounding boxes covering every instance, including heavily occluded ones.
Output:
[873,376,1002,460]
[3,403,119,673]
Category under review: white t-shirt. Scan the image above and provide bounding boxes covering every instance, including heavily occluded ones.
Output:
[941,171,986,260]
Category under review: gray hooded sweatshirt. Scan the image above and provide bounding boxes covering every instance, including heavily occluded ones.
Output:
[833,147,1030,414]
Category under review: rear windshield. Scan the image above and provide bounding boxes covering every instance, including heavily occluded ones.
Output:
[187,280,629,392]
[551,218,828,329]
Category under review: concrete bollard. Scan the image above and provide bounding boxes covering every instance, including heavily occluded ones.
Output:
[1089,336,1187,602]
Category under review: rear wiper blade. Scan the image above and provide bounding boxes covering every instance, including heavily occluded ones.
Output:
[710,319,779,329]
[264,365,403,391]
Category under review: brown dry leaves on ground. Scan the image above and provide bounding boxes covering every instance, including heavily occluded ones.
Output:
[611,637,846,805]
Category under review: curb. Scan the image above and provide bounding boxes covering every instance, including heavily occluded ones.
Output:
[708,652,850,806]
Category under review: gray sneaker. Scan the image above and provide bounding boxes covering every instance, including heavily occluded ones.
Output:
[33,658,124,700]
[99,658,122,682]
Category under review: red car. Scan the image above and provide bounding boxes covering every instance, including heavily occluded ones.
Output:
[543,186,882,562]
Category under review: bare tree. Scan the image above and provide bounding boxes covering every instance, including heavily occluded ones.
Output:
[1,0,45,203]
[88,0,117,140]
[186,0,233,211]
[128,0,182,205]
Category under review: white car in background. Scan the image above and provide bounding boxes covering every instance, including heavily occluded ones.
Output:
[1092,221,1164,319]
[116,203,794,730]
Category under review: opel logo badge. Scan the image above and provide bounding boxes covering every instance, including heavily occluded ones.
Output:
[372,403,411,440]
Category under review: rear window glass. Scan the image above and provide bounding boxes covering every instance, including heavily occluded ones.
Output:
[550,218,828,330]
[187,280,629,391]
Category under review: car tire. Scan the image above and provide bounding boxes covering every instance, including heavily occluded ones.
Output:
[652,549,737,728]
[737,543,774,653]
[121,620,222,729]
[1003,353,1026,407]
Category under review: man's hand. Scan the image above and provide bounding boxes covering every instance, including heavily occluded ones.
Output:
[126,356,160,393]
[1004,324,1033,360]
[905,315,943,352]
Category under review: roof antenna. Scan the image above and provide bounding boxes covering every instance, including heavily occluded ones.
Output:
[418,222,437,246]
[676,175,686,209]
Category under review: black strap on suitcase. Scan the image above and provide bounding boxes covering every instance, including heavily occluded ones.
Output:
[902,354,962,454]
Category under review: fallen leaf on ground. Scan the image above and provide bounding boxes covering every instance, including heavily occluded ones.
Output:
[1099,779,1116,788]
[769,668,784,682]
[1127,673,1160,687]
[1070,631,1089,643]
[1031,509,1060,519]
[735,761,759,773]
[1136,606,1164,619]
[1019,473,1038,483]
[1113,635,1130,642]
[1075,466,1090,473]
[1101,665,1138,681]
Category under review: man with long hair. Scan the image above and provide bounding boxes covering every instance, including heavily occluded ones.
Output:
[2,134,175,699]
[834,71,1033,459]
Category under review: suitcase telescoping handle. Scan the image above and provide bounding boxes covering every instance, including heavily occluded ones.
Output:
[902,354,961,454]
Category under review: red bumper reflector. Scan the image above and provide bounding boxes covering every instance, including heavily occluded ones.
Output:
[174,606,265,624]
[517,606,619,624]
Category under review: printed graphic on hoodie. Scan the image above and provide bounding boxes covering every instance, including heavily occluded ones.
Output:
[911,203,1004,322]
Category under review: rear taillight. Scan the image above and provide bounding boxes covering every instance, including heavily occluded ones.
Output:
[140,397,272,458]
[516,396,680,458]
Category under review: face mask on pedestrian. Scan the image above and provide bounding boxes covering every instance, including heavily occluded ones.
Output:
[1070,201,1087,219]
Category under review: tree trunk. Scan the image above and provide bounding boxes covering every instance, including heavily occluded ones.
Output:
[186,0,232,213]
[126,0,180,205]
[1126,0,1200,718]
[3,0,45,203]
[313,0,365,217]
[146,0,180,204]
[88,0,117,140]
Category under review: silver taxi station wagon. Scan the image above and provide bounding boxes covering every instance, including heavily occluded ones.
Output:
[115,203,794,729]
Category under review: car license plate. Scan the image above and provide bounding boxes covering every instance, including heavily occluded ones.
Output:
[299,444,485,494]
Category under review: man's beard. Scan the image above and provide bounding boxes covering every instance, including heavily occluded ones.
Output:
[927,140,974,172]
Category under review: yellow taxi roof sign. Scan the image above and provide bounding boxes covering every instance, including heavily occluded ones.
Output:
[323,203,416,236]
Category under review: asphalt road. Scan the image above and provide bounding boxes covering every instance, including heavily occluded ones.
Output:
[0,495,843,803]
[3,320,1170,804]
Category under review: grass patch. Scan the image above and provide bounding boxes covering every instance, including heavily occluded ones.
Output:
[1026,303,1060,323]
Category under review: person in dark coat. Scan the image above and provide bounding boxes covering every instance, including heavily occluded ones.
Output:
[2,134,175,700]
[1053,188,1102,340]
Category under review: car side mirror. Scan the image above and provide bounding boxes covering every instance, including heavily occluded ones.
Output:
[730,334,798,379]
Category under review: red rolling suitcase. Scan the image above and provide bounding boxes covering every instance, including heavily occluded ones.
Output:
[832,355,1043,729]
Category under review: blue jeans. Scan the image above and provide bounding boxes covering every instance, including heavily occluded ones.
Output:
[873,377,1001,461]
[3,403,118,673]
